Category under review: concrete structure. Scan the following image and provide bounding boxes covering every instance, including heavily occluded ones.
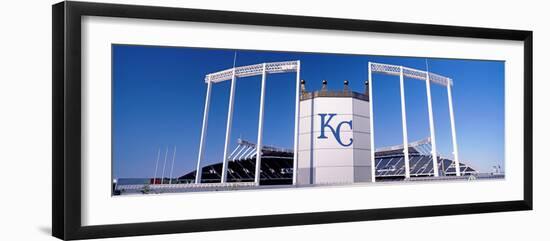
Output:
[296,81,372,185]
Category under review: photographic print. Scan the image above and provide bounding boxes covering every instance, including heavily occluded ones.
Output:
[111,45,505,195]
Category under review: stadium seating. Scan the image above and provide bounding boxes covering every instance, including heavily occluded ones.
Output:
[178,139,477,184]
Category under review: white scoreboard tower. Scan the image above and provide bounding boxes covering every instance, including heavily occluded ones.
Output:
[297,80,373,185]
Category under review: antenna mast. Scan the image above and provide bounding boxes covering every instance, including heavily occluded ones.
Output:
[152,148,161,185]
[169,146,177,184]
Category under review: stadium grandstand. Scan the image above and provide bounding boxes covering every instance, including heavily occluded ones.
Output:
[179,138,294,185]
[177,137,478,185]
[374,138,477,180]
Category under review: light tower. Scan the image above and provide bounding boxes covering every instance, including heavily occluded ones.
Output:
[368,62,461,178]
[196,61,301,185]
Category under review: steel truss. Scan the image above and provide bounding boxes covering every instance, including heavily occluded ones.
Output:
[205,61,299,83]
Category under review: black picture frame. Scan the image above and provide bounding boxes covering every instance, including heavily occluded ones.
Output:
[52,1,533,240]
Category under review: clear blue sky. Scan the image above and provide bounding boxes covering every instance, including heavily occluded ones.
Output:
[112,45,504,178]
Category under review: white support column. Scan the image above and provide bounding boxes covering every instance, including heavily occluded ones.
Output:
[254,64,267,185]
[447,82,461,176]
[231,145,245,161]
[425,73,439,177]
[221,69,237,183]
[399,67,411,179]
[238,146,253,160]
[195,80,212,184]
[292,61,301,185]
[368,62,376,183]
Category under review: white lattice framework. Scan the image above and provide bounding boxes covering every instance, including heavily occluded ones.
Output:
[369,62,461,180]
[205,61,299,83]
[227,138,294,162]
[196,61,301,185]
[376,137,432,154]
[370,63,453,86]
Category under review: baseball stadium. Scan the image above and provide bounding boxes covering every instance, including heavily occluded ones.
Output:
[113,59,504,195]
